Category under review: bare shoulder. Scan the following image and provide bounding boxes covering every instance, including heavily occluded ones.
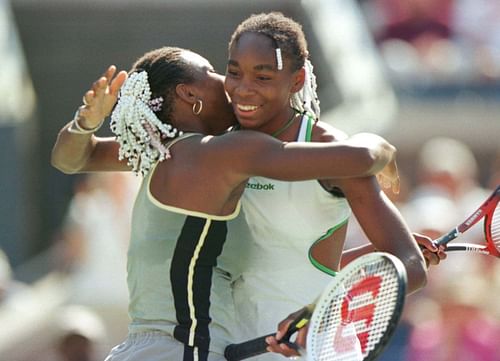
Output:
[196,130,283,179]
[311,120,348,142]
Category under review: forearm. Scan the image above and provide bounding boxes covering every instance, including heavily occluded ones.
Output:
[340,244,375,268]
[362,200,427,293]
[346,133,397,176]
[51,121,98,174]
[342,178,427,294]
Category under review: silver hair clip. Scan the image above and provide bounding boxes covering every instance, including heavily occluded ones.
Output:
[276,48,283,70]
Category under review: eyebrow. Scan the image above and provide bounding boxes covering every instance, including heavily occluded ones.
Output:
[227,59,276,72]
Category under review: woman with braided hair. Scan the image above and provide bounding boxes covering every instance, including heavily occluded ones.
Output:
[51,46,403,361]
[221,12,442,359]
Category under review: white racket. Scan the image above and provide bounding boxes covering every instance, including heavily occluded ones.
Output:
[225,252,407,361]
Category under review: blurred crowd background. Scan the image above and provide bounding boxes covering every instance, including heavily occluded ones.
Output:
[1,0,499,360]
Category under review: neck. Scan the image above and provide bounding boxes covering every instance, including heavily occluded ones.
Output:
[271,108,298,138]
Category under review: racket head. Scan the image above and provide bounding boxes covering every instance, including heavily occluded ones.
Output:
[485,187,500,257]
[306,252,407,361]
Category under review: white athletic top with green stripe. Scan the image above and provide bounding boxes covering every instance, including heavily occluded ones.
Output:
[223,114,351,358]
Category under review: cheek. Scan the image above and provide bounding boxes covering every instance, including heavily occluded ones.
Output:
[223,79,234,98]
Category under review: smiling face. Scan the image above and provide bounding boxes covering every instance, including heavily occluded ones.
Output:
[182,50,237,134]
[225,32,304,134]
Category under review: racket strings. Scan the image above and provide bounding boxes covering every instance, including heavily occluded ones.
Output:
[308,258,403,361]
[491,202,500,252]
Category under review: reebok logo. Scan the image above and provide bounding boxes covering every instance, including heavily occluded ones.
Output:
[246,182,275,191]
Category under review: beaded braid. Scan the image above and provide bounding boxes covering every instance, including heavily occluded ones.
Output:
[291,58,321,121]
[229,12,321,121]
[110,71,181,176]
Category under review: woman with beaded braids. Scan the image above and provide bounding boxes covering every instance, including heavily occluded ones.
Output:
[51,46,403,361]
[221,12,440,359]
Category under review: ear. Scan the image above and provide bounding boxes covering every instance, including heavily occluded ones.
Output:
[290,67,306,93]
[175,83,198,104]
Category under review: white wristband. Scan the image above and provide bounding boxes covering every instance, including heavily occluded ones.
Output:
[67,110,104,134]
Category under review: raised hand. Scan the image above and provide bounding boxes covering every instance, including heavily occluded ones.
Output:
[77,65,128,129]
[377,158,400,195]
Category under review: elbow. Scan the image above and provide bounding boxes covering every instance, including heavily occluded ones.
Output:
[404,253,428,295]
[50,151,80,174]
[363,143,396,176]
[359,147,383,176]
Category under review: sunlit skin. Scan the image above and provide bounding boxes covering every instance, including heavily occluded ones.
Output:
[225,30,444,358]
[177,51,237,135]
[225,32,305,135]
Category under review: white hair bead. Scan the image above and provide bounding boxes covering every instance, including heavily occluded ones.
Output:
[291,59,320,121]
[110,71,181,176]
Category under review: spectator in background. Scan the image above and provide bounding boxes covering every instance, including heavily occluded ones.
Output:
[406,271,500,361]
[364,0,465,82]
[374,0,453,45]
[451,0,500,81]
[403,136,488,279]
[0,248,29,304]
[35,305,107,361]
[401,136,500,360]
[408,136,488,220]
[55,172,139,351]
[487,148,500,189]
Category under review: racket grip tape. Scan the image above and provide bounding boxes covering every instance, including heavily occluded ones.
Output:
[224,334,273,361]
[434,229,459,246]
[224,306,312,361]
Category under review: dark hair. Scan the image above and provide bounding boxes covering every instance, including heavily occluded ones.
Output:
[229,12,308,71]
[130,46,196,123]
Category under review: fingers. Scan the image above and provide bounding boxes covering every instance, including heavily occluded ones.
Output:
[103,65,117,81]
[414,233,437,251]
[265,335,301,358]
[86,66,124,103]
[109,71,128,97]
[294,326,307,349]
[392,174,400,194]
[414,232,447,267]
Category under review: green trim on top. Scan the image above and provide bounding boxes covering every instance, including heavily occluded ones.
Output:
[308,218,349,276]
[305,114,314,142]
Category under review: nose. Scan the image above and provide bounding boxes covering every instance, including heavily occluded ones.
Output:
[230,77,256,99]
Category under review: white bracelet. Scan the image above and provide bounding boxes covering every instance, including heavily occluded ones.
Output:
[67,110,104,134]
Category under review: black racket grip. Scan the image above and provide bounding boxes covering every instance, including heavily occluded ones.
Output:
[224,333,273,361]
[224,307,311,361]
[434,228,459,246]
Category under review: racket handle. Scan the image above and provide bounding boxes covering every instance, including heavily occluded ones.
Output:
[224,307,312,361]
[224,334,273,361]
[434,228,459,246]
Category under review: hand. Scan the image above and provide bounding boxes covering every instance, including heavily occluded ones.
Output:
[413,232,447,266]
[377,158,400,195]
[265,307,308,358]
[77,65,128,129]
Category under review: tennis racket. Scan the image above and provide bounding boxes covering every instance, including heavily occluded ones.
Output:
[224,252,407,361]
[434,185,500,257]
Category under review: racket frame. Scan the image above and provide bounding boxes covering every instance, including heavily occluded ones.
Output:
[434,185,500,257]
[306,252,407,361]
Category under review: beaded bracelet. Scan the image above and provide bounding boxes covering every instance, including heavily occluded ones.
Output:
[67,109,104,134]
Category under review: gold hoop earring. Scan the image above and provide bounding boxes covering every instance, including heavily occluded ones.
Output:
[192,99,203,115]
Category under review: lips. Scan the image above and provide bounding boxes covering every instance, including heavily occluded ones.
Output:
[237,104,259,112]
[234,103,261,120]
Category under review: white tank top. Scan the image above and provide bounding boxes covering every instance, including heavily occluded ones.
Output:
[223,115,352,351]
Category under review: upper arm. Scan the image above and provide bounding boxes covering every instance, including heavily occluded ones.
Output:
[200,130,376,183]
[82,137,131,172]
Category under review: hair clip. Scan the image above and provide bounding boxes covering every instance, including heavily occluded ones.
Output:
[276,48,283,70]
